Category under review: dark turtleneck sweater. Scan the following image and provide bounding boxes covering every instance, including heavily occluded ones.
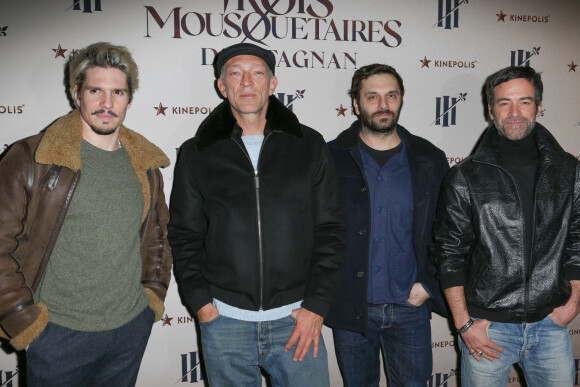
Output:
[497,131,539,266]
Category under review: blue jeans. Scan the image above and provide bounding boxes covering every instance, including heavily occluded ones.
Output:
[333,302,432,387]
[26,306,154,387]
[199,314,330,387]
[459,315,574,386]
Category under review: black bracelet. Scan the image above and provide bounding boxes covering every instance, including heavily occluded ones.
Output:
[456,318,474,334]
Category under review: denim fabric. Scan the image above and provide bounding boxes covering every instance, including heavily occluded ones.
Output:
[199,314,329,387]
[459,315,574,386]
[26,306,154,387]
[333,302,432,387]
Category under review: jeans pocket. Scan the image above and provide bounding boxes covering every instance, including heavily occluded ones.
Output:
[402,299,420,308]
[199,314,222,326]
[546,314,567,328]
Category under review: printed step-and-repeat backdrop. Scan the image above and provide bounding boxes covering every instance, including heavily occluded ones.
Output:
[1,1,579,386]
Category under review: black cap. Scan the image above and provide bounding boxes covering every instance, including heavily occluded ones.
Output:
[217,43,276,75]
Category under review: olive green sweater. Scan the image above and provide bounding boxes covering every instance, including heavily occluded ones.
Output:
[36,140,148,331]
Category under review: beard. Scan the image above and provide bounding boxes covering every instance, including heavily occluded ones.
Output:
[90,109,119,135]
[359,106,400,135]
[495,115,535,140]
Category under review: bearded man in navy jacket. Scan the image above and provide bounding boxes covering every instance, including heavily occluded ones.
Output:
[325,64,449,387]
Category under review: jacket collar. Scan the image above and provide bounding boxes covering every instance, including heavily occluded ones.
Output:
[331,119,421,158]
[35,109,169,172]
[195,95,302,150]
[472,123,565,166]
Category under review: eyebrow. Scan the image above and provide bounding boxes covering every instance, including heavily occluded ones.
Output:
[364,90,400,96]
[495,96,534,103]
[84,85,129,92]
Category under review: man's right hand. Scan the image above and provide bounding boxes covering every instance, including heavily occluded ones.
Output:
[460,318,504,362]
[197,303,219,323]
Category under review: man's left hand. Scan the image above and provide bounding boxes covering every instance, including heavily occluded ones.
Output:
[550,280,580,326]
[407,282,430,307]
[284,308,323,361]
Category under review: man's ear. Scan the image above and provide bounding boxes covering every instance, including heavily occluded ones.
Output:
[217,78,227,99]
[353,98,361,116]
[268,75,278,96]
[74,85,80,107]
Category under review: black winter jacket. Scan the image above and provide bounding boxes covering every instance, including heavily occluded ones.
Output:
[168,96,346,318]
[325,121,449,334]
[432,124,580,323]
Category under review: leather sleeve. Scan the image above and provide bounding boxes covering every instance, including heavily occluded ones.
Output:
[564,161,580,281]
[140,168,173,313]
[0,141,46,347]
[431,166,476,290]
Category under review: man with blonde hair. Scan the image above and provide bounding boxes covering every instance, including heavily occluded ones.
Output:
[0,42,172,386]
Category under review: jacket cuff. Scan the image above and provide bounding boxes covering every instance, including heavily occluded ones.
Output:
[438,271,467,290]
[10,303,49,351]
[145,288,165,322]
[565,266,580,282]
[301,297,332,319]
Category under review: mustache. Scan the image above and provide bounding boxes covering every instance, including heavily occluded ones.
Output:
[502,116,529,123]
[91,109,119,118]
[372,110,394,118]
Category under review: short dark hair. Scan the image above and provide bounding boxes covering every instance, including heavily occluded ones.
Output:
[486,66,543,107]
[349,64,405,103]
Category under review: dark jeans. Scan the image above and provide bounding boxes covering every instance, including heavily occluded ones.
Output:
[26,306,154,387]
[333,301,432,387]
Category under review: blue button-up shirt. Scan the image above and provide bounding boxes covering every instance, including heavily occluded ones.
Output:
[360,139,416,304]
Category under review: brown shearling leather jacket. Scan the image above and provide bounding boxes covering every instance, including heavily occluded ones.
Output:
[0,110,172,350]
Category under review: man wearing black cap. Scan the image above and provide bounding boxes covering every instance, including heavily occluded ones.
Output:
[169,42,346,386]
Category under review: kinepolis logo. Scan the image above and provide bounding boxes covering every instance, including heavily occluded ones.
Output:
[569,61,577,72]
[180,351,205,383]
[510,46,540,67]
[420,56,476,69]
[496,10,549,23]
[0,367,19,387]
[154,102,214,117]
[0,105,24,114]
[67,0,102,13]
[434,0,468,29]
[144,0,402,47]
[429,369,456,387]
[432,92,466,127]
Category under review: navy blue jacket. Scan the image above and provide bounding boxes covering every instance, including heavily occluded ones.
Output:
[325,121,449,334]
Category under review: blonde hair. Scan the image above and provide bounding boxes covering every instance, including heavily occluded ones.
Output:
[69,42,139,105]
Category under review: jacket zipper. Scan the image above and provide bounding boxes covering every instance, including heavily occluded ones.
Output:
[473,159,530,320]
[32,170,81,291]
[232,133,272,309]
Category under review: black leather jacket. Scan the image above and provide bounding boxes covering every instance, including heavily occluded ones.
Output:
[168,96,345,318]
[432,124,580,323]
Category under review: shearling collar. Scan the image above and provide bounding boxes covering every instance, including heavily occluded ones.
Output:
[35,110,169,172]
[195,95,302,150]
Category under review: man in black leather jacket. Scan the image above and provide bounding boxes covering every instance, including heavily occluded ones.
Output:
[168,43,345,386]
[432,66,580,386]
